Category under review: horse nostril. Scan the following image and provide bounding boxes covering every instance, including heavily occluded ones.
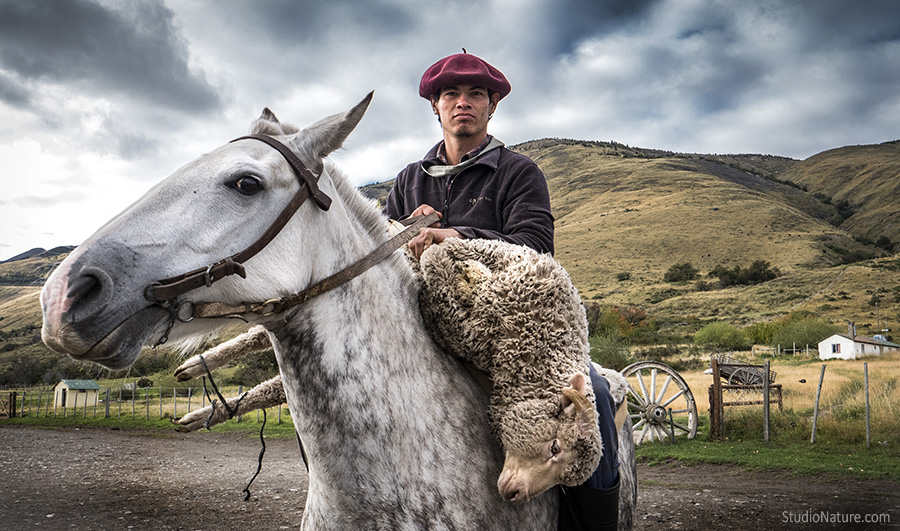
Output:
[66,267,113,319]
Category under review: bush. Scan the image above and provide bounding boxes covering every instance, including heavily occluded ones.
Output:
[770,317,840,348]
[694,322,750,351]
[664,262,699,282]
[742,321,775,344]
[709,260,780,287]
[589,334,633,371]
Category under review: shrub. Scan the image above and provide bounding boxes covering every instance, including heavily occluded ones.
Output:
[709,260,780,287]
[770,317,839,348]
[589,334,633,371]
[664,262,698,282]
[694,322,750,351]
[616,272,631,281]
[742,321,775,344]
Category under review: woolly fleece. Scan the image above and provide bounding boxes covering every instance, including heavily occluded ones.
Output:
[414,238,602,486]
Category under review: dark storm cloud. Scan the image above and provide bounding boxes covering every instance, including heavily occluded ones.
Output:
[0,0,221,112]
[0,71,31,108]
[212,0,416,45]
[547,0,656,54]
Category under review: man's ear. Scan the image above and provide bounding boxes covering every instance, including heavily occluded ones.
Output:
[489,92,501,114]
[431,95,439,115]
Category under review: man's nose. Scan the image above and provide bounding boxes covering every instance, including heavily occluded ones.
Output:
[456,95,472,108]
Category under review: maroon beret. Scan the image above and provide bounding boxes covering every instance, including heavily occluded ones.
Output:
[419,53,511,100]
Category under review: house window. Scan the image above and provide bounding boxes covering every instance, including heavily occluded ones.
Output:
[832,344,840,354]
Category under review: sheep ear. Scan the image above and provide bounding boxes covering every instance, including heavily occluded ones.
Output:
[561,373,596,437]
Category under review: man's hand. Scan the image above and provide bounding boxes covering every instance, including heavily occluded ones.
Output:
[407,204,461,258]
[410,204,442,222]
[409,227,462,258]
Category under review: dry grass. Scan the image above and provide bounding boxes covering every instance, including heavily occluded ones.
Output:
[673,351,900,444]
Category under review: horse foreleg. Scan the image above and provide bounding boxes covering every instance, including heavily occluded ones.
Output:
[174,325,271,381]
[173,375,286,432]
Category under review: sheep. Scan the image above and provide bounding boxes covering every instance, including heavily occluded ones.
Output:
[412,237,604,503]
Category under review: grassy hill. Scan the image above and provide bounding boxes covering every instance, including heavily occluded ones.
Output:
[3,139,899,385]
[777,140,900,246]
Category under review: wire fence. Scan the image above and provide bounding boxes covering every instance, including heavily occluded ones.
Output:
[1,381,289,425]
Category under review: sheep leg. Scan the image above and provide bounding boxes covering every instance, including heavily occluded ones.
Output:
[174,325,270,381]
[173,375,286,432]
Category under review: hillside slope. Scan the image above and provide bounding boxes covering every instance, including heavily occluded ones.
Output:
[779,140,900,246]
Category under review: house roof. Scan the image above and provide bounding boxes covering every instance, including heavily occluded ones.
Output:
[59,379,101,390]
[827,333,900,349]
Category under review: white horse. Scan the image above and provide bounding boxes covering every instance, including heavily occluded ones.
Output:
[41,94,634,530]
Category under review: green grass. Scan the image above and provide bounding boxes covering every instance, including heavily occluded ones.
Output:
[636,437,899,481]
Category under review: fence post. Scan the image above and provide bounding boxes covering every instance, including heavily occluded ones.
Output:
[709,357,723,440]
[811,364,826,443]
[237,385,243,423]
[131,386,136,419]
[20,391,26,418]
[187,387,192,414]
[159,387,163,418]
[763,359,770,442]
[146,389,151,420]
[105,388,111,418]
[864,362,871,449]
[173,388,177,419]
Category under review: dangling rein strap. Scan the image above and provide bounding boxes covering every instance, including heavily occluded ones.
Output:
[181,211,440,320]
[144,135,331,303]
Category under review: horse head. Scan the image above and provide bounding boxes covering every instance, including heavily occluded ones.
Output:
[41,93,374,370]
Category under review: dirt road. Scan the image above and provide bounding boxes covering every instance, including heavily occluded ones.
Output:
[1,426,896,530]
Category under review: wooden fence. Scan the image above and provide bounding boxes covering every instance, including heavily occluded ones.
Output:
[2,382,289,425]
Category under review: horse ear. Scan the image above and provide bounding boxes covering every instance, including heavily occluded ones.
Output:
[250,108,300,135]
[295,91,374,159]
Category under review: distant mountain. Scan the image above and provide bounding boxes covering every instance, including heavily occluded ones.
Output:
[1,246,76,264]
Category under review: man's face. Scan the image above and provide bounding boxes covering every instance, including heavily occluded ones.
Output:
[432,84,500,139]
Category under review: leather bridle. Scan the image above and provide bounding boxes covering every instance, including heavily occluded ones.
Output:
[143,134,437,335]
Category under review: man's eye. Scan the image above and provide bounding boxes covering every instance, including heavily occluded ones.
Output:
[231,175,262,195]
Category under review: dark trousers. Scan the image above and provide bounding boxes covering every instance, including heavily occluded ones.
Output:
[558,364,620,531]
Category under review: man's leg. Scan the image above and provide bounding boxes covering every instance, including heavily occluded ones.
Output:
[558,364,620,531]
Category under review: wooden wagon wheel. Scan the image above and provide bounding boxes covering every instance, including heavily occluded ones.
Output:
[622,361,698,445]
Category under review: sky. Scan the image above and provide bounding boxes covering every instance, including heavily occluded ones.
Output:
[1,0,898,260]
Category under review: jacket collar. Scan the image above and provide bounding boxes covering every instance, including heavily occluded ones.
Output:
[421,136,504,177]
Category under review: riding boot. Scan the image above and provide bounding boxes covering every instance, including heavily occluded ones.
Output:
[558,480,620,531]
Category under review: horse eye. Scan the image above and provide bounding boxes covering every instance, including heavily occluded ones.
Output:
[231,175,262,195]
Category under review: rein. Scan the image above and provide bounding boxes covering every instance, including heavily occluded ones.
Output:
[143,133,439,332]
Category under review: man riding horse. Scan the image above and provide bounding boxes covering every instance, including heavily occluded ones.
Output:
[383,51,622,531]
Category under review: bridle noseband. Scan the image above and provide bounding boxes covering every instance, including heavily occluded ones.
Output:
[143,134,438,343]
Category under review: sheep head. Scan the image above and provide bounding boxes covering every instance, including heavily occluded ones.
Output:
[496,372,602,503]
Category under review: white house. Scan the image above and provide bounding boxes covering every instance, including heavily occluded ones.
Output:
[818,333,900,360]
[54,379,101,408]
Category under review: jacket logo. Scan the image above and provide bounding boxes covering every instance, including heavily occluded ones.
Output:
[469,195,494,205]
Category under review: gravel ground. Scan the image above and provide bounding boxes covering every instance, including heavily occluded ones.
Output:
[1,425,897,530]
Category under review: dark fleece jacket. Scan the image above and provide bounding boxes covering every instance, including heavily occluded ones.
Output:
[383,141,555,255]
